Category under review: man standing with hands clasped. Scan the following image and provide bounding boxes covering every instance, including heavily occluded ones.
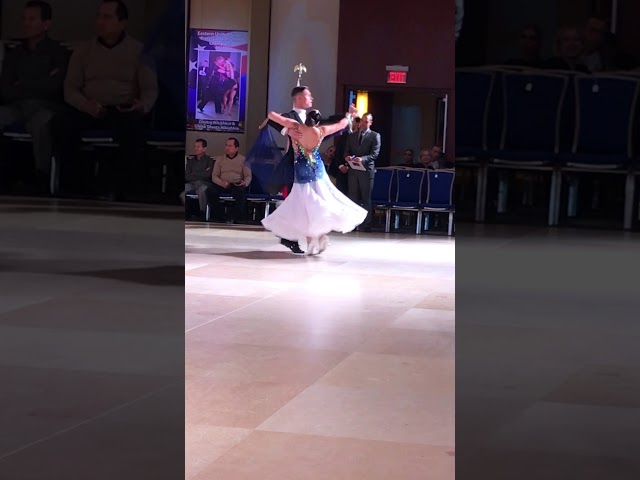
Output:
[340,112,381,232]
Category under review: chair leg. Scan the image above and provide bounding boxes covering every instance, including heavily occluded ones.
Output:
[205,204,210,222]
[161,163,167,193]
[567,175,579,218]
[553,169,562,226]
[624,171,635,230]
[497,171,509,213]
[385,209,391,233]
[265,202,270,218]
[50,156,57,196]
[548,169,561,226]
[475,164,487,222]
[416,211,423,235]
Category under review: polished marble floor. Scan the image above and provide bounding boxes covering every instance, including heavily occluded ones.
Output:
[455,223,640,479]
[185,223,456,479]
[0,197,184,480]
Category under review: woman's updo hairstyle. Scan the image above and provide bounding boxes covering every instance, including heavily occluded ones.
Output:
[305,109,322,126]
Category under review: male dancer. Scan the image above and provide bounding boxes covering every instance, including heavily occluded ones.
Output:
[267,85,356,254]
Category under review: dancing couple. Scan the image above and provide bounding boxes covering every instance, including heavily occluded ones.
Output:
[258,87,367,255]
[197,55,237,116]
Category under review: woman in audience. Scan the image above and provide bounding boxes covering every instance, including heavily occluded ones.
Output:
[543,26,590,73]
[505,25,543,68]
[322,145,337,184]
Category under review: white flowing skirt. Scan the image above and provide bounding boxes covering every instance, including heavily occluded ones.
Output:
[261,174,367,242]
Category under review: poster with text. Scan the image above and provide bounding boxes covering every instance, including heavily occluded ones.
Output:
[187,28,248,133]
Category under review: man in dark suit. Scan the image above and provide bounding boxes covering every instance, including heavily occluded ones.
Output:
[266,85,311,254]
[197,60,210,101]
[341,112,381,232]
[331,116,359,195]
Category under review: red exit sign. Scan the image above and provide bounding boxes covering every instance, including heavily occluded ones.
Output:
[387,70,407,84]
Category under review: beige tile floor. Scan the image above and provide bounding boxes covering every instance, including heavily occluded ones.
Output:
[185,223,455,479]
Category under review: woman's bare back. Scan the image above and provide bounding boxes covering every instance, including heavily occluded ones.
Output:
[295,125,324,151]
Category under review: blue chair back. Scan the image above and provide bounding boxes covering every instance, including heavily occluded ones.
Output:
[501,71,568,152]
[425,170,454,207]
[574,75,639,156]
[455,69,495,151]
[395,169,424,204]
[372,168,395,202]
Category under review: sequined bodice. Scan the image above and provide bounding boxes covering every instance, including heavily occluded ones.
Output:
[292,137,326,184]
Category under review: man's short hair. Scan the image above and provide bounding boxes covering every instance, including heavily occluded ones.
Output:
[25,0,52,21]
[195,138,207,148]
[362,112,373,121]
[290,86,308,97]
[102,0,129,20]
[227,137,239,148]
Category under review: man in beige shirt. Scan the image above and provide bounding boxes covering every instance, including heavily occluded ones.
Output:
[210,137,251,223]
[59,0,158,200]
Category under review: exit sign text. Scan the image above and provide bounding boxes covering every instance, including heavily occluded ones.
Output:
[387,71,407,84]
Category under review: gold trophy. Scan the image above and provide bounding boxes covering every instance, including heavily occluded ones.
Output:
[294,63,307,86]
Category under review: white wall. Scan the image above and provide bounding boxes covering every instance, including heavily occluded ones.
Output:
[267,0,340,149]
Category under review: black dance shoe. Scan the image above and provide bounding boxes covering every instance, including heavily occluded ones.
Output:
[280,238,304,254]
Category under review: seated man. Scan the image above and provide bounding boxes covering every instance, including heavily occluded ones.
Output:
[209,137,251,223]
[181,138,214,220]
[429,144,454,169]
[61,0,158,199]
[0,0,70,193]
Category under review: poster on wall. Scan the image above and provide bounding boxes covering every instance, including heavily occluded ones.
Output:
[186,28,248,133]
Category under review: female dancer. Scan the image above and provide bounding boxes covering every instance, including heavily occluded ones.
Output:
[261,109,367,255]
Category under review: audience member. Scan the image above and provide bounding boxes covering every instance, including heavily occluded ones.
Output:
[60,0,158,199]
[505,25,543,68]
[342,112,381,232]
[543,25,590,73]
[0,1,70,193]
[322,144,337,184]
[417,148,432,168]
[181,138,214,219]
[582,16,637,71]
[331,115,359,195]
[210,137,252,223]
[400,148,417,167]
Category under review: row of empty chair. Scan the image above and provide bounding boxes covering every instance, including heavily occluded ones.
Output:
[188,165,455,236]
[456,65,640,228]
[371,167,455,235]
